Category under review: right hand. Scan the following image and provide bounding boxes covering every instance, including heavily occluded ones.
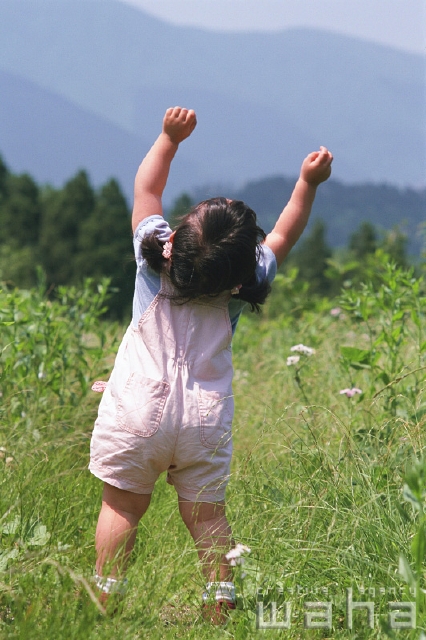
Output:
[163,107,197,144]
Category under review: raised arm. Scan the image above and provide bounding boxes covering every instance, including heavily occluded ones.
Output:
[264,146,333,267]
[132,107,197,232]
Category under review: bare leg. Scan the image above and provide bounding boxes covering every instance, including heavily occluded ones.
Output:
[95,483,151,580]
[178,497,234,582]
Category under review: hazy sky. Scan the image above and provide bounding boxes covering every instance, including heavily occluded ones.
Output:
[119,0,425,55]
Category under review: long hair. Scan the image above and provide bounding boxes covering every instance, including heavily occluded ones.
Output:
[141,197,271,311]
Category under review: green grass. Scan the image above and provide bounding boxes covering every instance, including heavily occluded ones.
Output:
[0,263,425,638]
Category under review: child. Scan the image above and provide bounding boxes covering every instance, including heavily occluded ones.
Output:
[89,107,332,617]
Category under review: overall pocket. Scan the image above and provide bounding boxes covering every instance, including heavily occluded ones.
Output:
[197,384,233,449]
[117,373,169,437]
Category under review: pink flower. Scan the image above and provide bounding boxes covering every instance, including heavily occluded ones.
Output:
[92,381,108,393]
[340,387,362,398]
[162,241,173,259]
[330,307,341,317]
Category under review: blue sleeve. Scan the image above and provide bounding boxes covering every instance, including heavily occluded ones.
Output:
[228,244,277,334]
[133,215,172,267]
[257,244,277,285]
[132,216,172,327]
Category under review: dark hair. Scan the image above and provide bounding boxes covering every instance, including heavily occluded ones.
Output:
[141,197,271,311]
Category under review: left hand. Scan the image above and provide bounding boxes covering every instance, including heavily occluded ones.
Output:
[300,146,333,186]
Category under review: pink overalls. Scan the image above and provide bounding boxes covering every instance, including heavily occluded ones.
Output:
[89,274,234,502]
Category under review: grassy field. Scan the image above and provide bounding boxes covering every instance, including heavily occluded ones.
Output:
[0,262,425,639]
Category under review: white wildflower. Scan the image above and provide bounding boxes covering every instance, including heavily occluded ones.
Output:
[225,543,251,566]
[290,344,316,356]
[286,355,300,366]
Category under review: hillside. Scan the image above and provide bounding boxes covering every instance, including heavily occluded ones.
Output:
[0,69,197,199]
[0,0,424,202]
[192,177,426,255]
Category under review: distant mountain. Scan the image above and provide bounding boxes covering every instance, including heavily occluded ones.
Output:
[226,178,426,255]
[0,68,200,201]
[191,177,425,255]
[0,0,424,203]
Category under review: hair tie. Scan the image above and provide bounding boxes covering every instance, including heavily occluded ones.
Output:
[162,241,173,259]
[231,284,242,295]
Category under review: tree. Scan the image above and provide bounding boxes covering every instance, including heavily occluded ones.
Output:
[40,170,95,284]
[380,227,408,268]
[0,154,9,204]
[0,173,42,246]
[76,178,134,317]
[0,171,42,287]
[349,221,377,259]
[0,244,38,289]
[290,219,332,295]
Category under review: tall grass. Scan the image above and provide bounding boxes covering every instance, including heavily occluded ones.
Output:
[0,261,425,638]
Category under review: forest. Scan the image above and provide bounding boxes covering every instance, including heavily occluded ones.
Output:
[0,154,424,318]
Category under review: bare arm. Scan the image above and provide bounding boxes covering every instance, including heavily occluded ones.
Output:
[264,146,333,267]
[132,107,197,233]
